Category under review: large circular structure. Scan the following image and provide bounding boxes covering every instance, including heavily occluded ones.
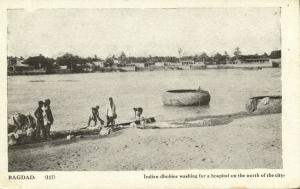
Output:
[162,89,211,106]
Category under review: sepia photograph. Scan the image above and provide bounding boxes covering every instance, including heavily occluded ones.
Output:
[6,8,283,172]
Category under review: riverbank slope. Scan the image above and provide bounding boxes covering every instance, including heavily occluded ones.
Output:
[8,113,281,171]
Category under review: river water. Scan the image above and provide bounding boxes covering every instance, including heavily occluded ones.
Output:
[8,69,281,131]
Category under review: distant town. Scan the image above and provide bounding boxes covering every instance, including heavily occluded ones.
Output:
[7,48,281,75]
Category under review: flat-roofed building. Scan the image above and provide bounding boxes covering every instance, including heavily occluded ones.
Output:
[180,60,195,65]
[133,63,145,68]
[154,62,165,67]
[93,61,105,68]
[235,55,269,64]
[118,64,136,72]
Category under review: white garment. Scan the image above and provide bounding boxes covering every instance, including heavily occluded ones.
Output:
[42,106,48,125]
[107,104,116,117]
[8,113,19,126]
[99,127,111,136]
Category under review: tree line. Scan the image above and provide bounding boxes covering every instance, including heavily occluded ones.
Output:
[7,47,270,73]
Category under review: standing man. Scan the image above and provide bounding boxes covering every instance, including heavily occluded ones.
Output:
[34,101,45,141]
[44,99,54,139]
[106,97,117,129]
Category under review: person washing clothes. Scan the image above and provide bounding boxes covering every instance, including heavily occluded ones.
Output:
[88,106,104,127]
[133,107,143,120]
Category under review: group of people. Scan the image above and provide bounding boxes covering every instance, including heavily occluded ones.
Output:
[8,96,149,145]
[87,97,117,128]
[34,99,54,140]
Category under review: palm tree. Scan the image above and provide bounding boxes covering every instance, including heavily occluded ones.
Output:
[233,47,242,57]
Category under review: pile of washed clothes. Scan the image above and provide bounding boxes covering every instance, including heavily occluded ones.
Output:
[7,113,37,146]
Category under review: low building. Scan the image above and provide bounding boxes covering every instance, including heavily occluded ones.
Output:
[154,62,165,67]
[235,55,269,64]
[168,62,182,67]
[145,62,155,67]
[74,63,95,72]
[52,64,71,74]
[194,62,205,66]
[54,68,71,74]
[93,61,104,68]
[83,63,96,72]
[206,64,218,69]
[233,59,243,64]
[23,69,47,75]
[205,61,217,65]
[10,61,32,74]
[118,64,136,72]
[180,60,195,65]
[133,63,145,68]
[242,58,269,64]
[191,62,206,70]
[163,62,170,66]
[113,59,120,65]
[191,66,206,70]
[162,62,175,66]
[59,65,68,70]
[226,60,234,64]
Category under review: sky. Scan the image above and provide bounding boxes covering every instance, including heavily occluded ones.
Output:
[7,8,281,58]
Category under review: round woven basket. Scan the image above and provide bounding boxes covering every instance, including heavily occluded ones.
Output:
[162,89,210,106]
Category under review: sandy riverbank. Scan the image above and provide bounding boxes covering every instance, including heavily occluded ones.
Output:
[8,113,282,171]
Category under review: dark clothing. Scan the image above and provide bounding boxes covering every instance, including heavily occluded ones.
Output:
[106,116,115,128]
[45,106,54,124]
[45,122,51,138]
[34,107,43,122]
[88,114,98,126]
[34,107,45,140]
[44,106,53,139]
[36,119,45,140]
[88,108,104,127]
[88,113,104,126]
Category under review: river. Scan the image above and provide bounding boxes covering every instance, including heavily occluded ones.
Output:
[8,68,281,131]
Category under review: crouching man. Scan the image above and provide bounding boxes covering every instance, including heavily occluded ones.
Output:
[88,106,104,127]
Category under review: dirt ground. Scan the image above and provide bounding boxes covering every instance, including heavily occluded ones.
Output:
[8,114,282,171]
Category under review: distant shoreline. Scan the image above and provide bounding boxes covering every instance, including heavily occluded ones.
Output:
[7,63,278,76]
